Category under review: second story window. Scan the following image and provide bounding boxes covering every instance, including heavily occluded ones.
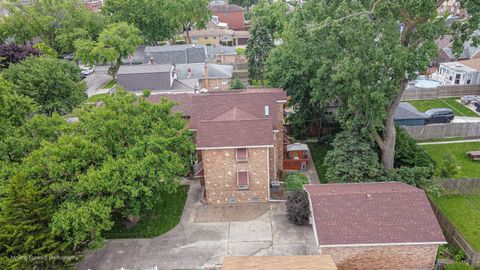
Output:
[236,148,248,162]
[237,171,249,190]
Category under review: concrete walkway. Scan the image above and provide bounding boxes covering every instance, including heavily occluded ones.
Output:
[77,181,318,270]
[417,139,480,145]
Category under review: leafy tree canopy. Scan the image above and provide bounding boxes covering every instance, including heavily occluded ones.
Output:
[246,20,273,82]
[75,22,142,79]
[0,0,105,54]
[251,0,290,39]
[2,57,87,116]
[0,43,41,70]
[102,0,178,45]
[173,0,211,44]
[267,0,480,170]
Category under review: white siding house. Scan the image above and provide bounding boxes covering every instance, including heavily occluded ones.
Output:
[432,59,480,85]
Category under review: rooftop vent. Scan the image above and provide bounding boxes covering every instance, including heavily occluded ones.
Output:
[366,194,372,198]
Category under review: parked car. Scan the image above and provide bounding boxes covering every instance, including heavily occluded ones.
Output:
[425,108,454,124]
[79,65,95,75]
[80,73,87,80]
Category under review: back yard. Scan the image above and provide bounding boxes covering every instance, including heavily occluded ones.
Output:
[421,142,480,178]
[409,98,479,117]
[308,142,332,184]
[430,194,480,251]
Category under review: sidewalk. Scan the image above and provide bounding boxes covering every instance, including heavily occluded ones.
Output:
[417,139,480,145]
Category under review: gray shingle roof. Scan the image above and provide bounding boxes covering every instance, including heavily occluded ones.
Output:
[442,30,480,60]
[175,63,233,79]
[117,64,172,75]
[395,102,428,120]
[206,45,237,56]
[144,45,206,65]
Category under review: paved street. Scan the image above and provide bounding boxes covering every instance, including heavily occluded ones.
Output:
[452,116,480,123]
[77,181,318,270]
[84,65,111,97]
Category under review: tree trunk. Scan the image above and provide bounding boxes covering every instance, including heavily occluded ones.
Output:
[377,78,409,170]
[185,30,192,44]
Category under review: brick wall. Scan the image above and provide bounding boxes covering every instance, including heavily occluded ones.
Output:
[202,147,270,204]
[201,78,230,91]
[276,102,285,173]
[320,244,438,270]
[213,11,245,30]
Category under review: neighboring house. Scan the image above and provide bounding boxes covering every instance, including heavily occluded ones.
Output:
[208,0,246,31]
[222,255,338,270]
[305,182,446,270]
[148,88,288,204]
[144,44,206,65]
[206,45,237,64]
[394,102,429,126]
[437,31,480,63]
[190,28,250,46]
[116,64,198,93]
[176,63,233,90]
[432,58,480,85]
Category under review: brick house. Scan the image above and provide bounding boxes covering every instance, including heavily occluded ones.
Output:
[305,182,446,270]
[208,1,246,31]
[148,89,287,204]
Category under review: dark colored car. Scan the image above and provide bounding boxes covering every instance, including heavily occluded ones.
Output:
[425,108,454,124]
[80,73,87,80]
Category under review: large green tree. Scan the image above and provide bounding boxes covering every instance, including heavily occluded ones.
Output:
[0,91,195,267]
[173,0,211,44]
[2,57,86,116]
[251,0,290,39]
[75,22,142,79]
[267,0,480,171]
[102,0,177,45]
[246,21,273,83]
[0,0,104,54]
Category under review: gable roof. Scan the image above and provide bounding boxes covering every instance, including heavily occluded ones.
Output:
[222,255,338,270]
[395,102,429,120]
[441,30,480,60]
[148,89,287,148]
[117,64,172,75]
[305,182,446,247]
[461,57,480,71]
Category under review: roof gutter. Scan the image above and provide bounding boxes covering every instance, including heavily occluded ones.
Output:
[318,241,447,248]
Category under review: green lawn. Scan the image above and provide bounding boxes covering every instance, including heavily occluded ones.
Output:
[105,185,189,239]
[421,142,480,178]
[431,194,480,250]
[101,79,116,89]
[409,98,479,117]
[308,142,332,184]
[86,93,111,103]
[416,137,469,143]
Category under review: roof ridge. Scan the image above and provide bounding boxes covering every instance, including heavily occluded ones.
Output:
[200,117,270,123]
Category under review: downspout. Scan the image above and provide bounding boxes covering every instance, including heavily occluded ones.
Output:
[273,132,277,180]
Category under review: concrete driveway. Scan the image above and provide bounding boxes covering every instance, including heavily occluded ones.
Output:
[77,182,318,270]
[84,65,111,97]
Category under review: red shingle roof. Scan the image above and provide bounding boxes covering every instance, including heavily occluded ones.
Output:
[305,182,446,246]
[148,89,287,148]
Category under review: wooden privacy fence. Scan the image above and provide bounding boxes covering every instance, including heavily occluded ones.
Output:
[431,179,480,267]
[402,122,480,140]
[402,85,480,101]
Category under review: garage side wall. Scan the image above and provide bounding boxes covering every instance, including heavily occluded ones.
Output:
[320,244,438,270]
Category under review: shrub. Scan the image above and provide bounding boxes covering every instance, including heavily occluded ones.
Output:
[324,129,382,183]
[285,190,310,225]
[387,166,441,196]
[445,262,474,270]
[395,127,435,168]
[284,172,309,191]
[230,79,245,90]
[439,152,459,178]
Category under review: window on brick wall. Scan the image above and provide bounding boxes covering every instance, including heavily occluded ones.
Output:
[237,171,249,190]
[236,148,248,162]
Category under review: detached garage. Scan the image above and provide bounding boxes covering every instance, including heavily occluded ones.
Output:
[395,102,429,126]
[305,182,446,270]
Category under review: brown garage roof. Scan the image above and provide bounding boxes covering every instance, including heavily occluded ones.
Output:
[305,182,446,247]
[222,255,338,270]
[209,3,244,13]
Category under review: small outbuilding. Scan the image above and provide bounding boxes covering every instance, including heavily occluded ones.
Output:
[394,102,429,126]
[305,182,446,270]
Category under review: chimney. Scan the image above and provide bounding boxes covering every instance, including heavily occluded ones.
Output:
[187,67,192,78]
[149,56,155,65]
[203,63,208,78]
[264,105,270,117]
